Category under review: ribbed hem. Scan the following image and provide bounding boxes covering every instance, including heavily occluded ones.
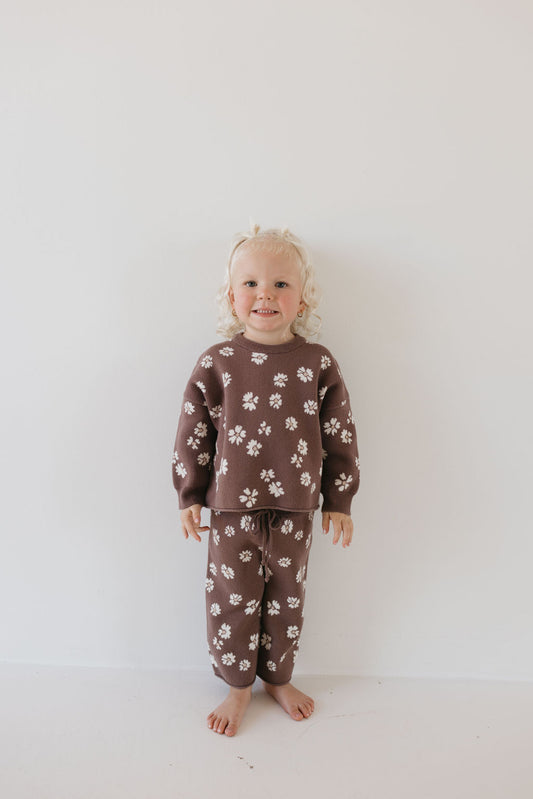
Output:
[231,332,307,354]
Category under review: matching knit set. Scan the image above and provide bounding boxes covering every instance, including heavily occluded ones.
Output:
[172,332,360,687]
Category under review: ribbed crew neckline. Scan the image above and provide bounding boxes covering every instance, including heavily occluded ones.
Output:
[231,332,307,354]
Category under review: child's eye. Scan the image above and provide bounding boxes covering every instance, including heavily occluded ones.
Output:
[244,280,257,287]
[275,281,288,288]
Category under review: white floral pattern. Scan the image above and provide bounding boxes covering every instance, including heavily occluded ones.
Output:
[229,593,243,605]
[239,488,258,507]
[285,416,298,430]
[335,473,353,492]
[219,346,234,357]
[324,417,341,436]
[273,373,288,387]
[221,564,235,579]
[228,425,246,444]
[269,393,282,409]
[258,421,271,436]
[246,439,262,457]
[242,392,259,411]
[304,400,317,415]
[297,366,313,383]
[251,352,268,365]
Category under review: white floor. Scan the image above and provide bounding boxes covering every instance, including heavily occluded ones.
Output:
[1,663,533,799]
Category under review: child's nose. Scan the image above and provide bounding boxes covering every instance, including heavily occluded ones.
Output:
[258,285,273,300]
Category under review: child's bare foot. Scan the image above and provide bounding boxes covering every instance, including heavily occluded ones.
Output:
[207,685,252,736]
[263,680,314,721]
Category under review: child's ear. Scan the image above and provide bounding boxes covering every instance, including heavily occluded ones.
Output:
[228,287,235,306]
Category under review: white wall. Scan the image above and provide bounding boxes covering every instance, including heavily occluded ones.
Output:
[1,0,532,679]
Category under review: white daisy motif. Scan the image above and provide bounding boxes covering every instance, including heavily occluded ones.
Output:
[321,354,332,370]
[212,529,220,546]
[197,452,211,466]
[239,488,258,507]
[239,550,253,563]
[278,557,292,567]
[297,366,314,383]
[246,439,262,457]
[291,454,302,469]
[261,633,272,650]
[355,456,360,471]
[281,519,294,535]
[266,660,277,672]
[240,515,253,532]
[172,456,187,478]
[268,481,285,497]
[269,393,282,409]
[304,400,318,415]
[295,529,304,541]
[212,637,222,650]
[251,352,268,365]
[228,425,246,444]
[219,346,234,357]
[285,417,298,431]
[205,578,214,592]
[218,623,231,640]
[183,402,195,415]
[348,410,355,425]
[210,603,221,616]
[221,652,236,666]
[209,562,217,576]
[267,600,280,616]
[201,355,213,368]
[239,659,251,671]
[258,421,271,436]
[249,633,259,651]
[319,386,328,400]
[194,422,208,438]
[297,438,308,455]
[195,380,206,392]
[300,472,311,487]
[273,373,288,387]
[224,525,235,537]
[341,429,353,444]
[287,596,300,608]
[229,593,243,605]
[287,625,300,639]
[242,392,259,411]
[324,418,341,436]
[218,458,228,476]
[296,566,306,583]
[221,564,235,579]
[335,473,353,492]
[222,372,232,387]
[305,535,312,549]
[245,599,260,615]
[186,436,200,450]
[260,469,275,482]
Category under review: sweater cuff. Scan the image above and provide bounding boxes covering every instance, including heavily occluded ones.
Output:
[321,493,354,516]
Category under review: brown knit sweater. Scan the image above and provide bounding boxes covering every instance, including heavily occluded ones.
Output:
[172,333,360,515]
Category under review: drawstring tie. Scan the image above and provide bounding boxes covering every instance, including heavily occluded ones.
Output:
[250,509,282,582]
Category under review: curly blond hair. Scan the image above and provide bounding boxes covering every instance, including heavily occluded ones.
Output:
[216,223,322,340]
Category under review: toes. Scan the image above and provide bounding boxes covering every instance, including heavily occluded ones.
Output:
[225,722,238,737]
[290,706,304,721]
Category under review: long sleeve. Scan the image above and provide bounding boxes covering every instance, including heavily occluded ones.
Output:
[318,352,360,515]
[172,368,218,510]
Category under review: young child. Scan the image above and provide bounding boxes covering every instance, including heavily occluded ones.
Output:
[172,224,360,736]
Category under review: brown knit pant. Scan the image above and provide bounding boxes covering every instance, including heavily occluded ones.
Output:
[205,508,314,687]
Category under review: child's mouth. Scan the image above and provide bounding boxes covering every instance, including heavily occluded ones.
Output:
[253,309,278,315]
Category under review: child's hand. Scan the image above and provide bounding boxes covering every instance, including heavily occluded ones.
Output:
[322,512,354,548]
[180,504,209,542]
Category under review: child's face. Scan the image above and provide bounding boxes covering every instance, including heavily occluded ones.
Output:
[229,245,305,345]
